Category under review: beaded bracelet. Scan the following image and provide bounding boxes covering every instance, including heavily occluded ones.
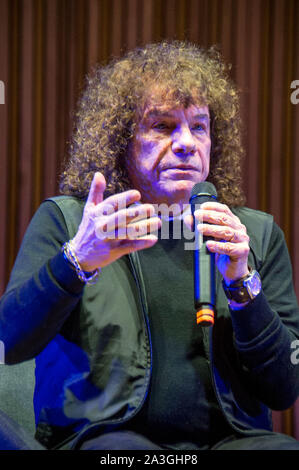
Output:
[62,241,100,285]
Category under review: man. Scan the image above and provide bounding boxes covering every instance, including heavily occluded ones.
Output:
[1,40,299,450]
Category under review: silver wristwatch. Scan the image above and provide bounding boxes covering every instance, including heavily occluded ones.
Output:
[222,269,262,304]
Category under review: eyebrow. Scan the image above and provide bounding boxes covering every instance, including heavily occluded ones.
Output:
[192,114,209,121]
[143,109,173,120]
[143,108,210,122]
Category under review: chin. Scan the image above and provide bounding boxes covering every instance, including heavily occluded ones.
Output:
[171,179,197,195]
[158,182,195,207]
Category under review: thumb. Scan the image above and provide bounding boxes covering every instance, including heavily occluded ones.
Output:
[86,172,106,206]
[183,213,194,232]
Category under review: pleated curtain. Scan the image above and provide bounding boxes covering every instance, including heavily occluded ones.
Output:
[0,0,298,438]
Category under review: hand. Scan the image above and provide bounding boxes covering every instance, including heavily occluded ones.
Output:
[184,201,250,284]
[70,172,161,271]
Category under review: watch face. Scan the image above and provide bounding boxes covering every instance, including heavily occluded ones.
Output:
[246,271,262,297]
[223,270,262,303]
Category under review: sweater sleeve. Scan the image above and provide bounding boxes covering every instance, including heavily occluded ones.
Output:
[0,200,85,364]
[229,222,299,409]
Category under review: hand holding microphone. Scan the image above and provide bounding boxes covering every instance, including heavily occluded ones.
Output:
[186,182,251,326]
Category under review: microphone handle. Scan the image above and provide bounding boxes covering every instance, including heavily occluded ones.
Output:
[194,235,216,326]
[192,205,216,327]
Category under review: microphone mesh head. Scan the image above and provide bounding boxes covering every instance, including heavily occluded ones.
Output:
[191,182,217,199]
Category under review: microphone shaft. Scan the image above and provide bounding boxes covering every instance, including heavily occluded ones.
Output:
[194,238,216,309]
[190,183,217,327]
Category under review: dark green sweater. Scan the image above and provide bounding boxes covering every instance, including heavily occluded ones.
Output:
[128,219,231,448]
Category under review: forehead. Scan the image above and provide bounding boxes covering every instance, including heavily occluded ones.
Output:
[136,85,209,121]
[140,102,210,123]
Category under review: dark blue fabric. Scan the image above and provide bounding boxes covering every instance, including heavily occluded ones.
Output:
[34,334,92,431]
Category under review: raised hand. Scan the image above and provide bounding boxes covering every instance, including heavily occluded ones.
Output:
[70,172,161,272]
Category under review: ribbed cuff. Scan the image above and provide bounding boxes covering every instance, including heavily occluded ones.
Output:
[229,290,277,344]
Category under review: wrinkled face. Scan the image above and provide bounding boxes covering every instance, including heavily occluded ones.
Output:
[127,100,211,211]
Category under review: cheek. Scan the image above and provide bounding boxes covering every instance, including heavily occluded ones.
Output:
[134,137,164,173]
[202,140,211,169]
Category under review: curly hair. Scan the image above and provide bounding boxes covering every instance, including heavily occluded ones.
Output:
[59,40,246,206]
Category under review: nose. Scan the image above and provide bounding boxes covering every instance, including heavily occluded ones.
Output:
[172,125,196,156]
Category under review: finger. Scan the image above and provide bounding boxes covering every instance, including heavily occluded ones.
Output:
[126,216,161,239]
[200,201,235,217]
[206,240,249,260]
[86,172,106,206]
[194,209,241,229]
[127,204,156,223]
[95,215,161,240]
[183,213,198,232]
[198,224,249,243]
[116,234,159,256]
[92,190,142,217]
[100,203,156,231]
[196,202,241,225]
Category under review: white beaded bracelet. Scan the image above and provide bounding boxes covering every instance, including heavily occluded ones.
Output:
[62,241,100,285]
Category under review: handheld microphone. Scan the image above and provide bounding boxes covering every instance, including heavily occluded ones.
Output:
[189,182,218,327]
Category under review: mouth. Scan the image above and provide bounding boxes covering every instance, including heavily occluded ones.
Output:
[162,166,199,174]
[161,166,199,172]
[159,167,200,182]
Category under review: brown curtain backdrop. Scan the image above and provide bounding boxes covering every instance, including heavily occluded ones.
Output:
[0,0,299,439]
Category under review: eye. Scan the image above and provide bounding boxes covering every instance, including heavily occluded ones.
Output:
[192,123,207,132]
[152,122,170,131]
